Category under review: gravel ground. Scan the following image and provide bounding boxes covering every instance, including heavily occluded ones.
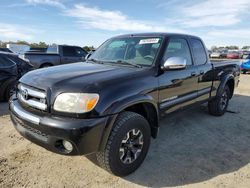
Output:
[1,74,250,188]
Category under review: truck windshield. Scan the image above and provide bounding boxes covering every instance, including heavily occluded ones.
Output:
[90,37,163,67]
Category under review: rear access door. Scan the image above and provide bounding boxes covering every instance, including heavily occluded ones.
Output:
[159,36,199,114]
[189,38,213,102]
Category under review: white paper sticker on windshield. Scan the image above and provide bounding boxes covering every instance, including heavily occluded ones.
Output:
[139,38,160,45]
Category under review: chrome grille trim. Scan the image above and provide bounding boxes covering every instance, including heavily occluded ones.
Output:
[18,83,47,111]
[18,93,47,111]
[18,84,46,99]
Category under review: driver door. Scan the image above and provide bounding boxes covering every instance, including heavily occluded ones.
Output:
[158,37,199,114]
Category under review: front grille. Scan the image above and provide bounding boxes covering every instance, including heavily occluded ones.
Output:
[17,83,47,111]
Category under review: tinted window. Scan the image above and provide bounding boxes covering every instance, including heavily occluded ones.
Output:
[190,39,207,65]
[163,38,192,65]
[75,48,87,57]
[63,47,77,56]
[47,46,58,53]
[0,56,16,67]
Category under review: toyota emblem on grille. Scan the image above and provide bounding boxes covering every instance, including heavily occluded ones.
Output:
[22,89,29,100]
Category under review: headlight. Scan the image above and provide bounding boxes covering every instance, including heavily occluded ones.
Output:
[53,93,99,113]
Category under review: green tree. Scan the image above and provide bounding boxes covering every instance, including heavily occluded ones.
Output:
[83,46,90,52]
[242,46,250,50]
[225,46,239,50]
[211,45,217,51]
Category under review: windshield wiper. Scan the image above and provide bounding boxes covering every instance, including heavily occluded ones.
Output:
[114,60,142,68]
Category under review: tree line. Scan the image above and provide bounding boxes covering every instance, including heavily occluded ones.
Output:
[0,40,95,52]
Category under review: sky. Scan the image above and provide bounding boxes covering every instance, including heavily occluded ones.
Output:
[0,0,250,48]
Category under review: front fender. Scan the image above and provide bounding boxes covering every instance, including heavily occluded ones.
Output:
[107,94,158,115]
[98,94,159,151]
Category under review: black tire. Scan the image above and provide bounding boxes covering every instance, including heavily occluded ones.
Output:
[242,70,247,74]
[208,85,230,116]
[96,111,151,176]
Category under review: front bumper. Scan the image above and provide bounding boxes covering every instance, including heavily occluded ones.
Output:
[9,99,110,156]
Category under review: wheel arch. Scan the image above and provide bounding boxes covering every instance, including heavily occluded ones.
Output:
[217,74,235,99]
[98,95,159,151]
[39,62,53,68]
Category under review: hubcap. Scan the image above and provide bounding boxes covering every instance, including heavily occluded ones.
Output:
[220,91,228,110]
[119,129,143,164]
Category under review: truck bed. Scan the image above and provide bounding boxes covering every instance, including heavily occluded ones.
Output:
[211,59,242,67]
[24,52,58,56]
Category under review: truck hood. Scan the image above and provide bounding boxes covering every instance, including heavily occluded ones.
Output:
[19,62,141,92]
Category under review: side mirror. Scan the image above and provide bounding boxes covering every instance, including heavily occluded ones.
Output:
[85,53,91,60]
[162,57,187,71]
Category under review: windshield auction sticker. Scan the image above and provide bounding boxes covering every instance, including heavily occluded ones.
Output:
[139,38,160,45]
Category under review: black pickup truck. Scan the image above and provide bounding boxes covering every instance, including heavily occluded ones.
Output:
[10,33,240,176]
[24,45,87,69]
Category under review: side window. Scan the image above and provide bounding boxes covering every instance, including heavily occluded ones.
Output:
[47,46,58,53]
[163,38,192,66]
[75,48,87,57]
[62,47,77,56]
[0,56,16,68]
[190,38,207,65]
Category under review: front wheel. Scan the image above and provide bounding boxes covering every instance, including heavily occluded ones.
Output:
[96,111,151,176]
[208,85,230,116]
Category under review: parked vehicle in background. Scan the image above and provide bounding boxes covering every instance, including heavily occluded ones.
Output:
[220,50,228,58]
[24,45,88,69]
[210,51,221,58]
[27,47,47,53]
[0,48,13,53]
[242,51,250,59]
[241,55,250,74]
[227,51,240,59]
[0,52,33,101]
[10,33,240,176]
[7,44,30,55]
[85,49,96,60]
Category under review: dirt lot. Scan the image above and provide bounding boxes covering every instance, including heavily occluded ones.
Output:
[1,75,250,188]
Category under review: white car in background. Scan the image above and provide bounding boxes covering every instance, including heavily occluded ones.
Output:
[210,52,221,58]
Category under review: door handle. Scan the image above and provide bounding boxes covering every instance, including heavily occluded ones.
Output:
[191,72,196,76]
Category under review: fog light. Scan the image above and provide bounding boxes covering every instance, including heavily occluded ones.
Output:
[62,140,73,152]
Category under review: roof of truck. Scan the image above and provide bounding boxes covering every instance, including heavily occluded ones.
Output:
[112,32,201,39]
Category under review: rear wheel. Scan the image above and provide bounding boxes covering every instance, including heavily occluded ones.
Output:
[242,70,247,74]
[96,111,151,176]
[208,85,230,116]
